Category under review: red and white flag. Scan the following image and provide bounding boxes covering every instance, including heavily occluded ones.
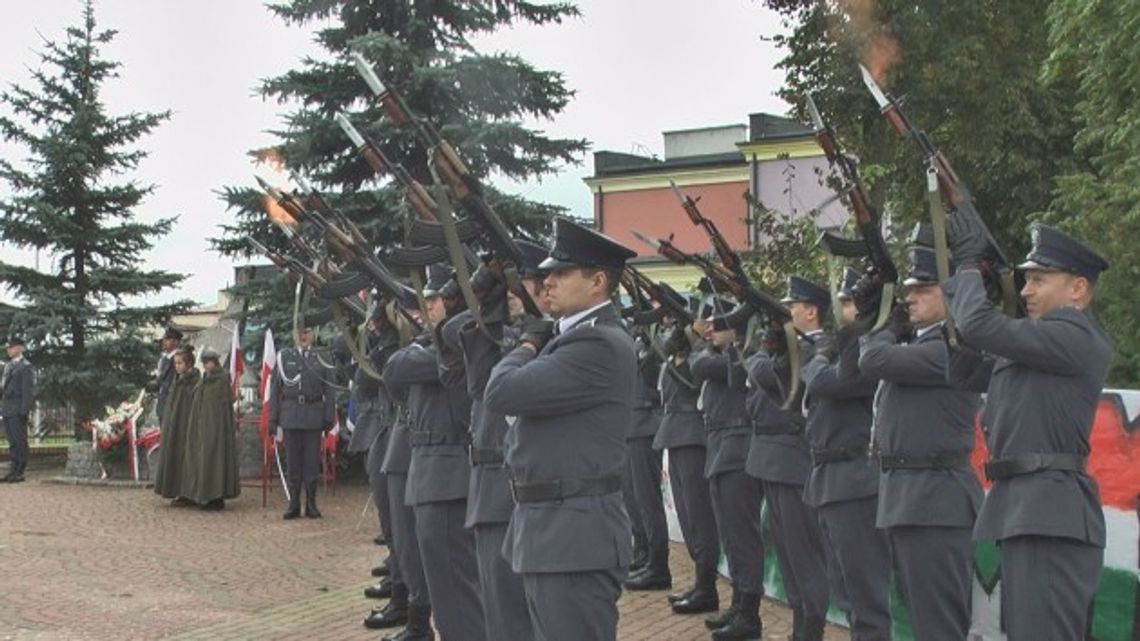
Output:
[258,330,277,448]
[229,323,244,399]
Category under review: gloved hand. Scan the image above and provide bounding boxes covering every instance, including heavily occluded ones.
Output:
[947,204,992,271]
[812,333,837,361]
[851,274,883,320]
[761,326,787,356]
[887,301,913,341]
[664,326,691,356]
[519,317,556,352]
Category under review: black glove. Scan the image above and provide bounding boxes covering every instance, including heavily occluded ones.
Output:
[519,317,555,352]
[812,334,837,361]
[664,326,691,356]
[761,326,786,356]
[851,274,883,320]
[947,204,992,271]
[887,301,913,341]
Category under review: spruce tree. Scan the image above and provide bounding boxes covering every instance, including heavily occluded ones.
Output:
[213,0,585,335]
[0,0,188,420]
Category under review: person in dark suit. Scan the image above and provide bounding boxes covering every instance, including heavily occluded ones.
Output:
[484,218,638,641]
[944,221,1111,641]
[148,328,183,426]
[267,326,336,520]
[2,337,35,483]
[858,247,983,641]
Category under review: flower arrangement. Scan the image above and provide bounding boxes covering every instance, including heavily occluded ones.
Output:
[79,393,151,477]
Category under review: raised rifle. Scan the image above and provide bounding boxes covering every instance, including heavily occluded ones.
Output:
[630,229,803,409]
[625,265,694,325]
[858,65,1021,315]
[350,54,543,319]
[245,237,368,321]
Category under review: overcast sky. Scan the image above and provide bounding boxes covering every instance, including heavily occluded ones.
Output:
[0,0,790,307]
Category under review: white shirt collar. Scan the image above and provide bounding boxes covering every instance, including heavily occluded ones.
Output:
[915,320,945,339]
[557,301,611,335]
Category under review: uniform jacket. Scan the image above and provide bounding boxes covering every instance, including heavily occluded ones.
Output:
[652,358,705,451]
[380,405,412,475]
[1,358,34,418]
[858,322,983,528]
[484,303,636,573]
[267,347,335,431]
[383,326,471,506]
[944,271,1110,546]
[745,340,814,485]
[689,346,751,478]
[800,331,879,507]
[628,329,663,439]
[346,328,399,454]
[154,352,175,420]
[459,316,519,527]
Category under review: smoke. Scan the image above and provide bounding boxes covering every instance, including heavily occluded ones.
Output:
[829,0,901,85]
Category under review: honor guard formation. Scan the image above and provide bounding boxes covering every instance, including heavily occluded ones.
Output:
[235,56,1113,641]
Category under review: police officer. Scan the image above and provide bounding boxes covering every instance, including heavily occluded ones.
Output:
[692,299,764,640]
[654,290,721,615]
[148,327,183,426]
[267,326,336,520]
[623,315,670,591]
[2,337,35,483]
[459,240,549,641]
[800,273,890,641]
[383,266,485,641]
[746,277,831,641]
[484,218,637,641]
[944,221,1111,641]
[858,247,983,641]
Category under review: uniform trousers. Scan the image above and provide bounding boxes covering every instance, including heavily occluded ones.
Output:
[523,568,623,641]
[887,525,973,641]
[387,472,428,607]
[622,458,647,560]
[474,522,534,641]
[3,415,28,475]
[817,514,852,616]
[628,436,669,569]
[366,426,394,544]
[413,500,486,641]
[818,497,891,641]
[1000,534,1102,641]
[708,470,765,593]
[282,429,321,485]
[762,481,829,620]
[667,446,720,576]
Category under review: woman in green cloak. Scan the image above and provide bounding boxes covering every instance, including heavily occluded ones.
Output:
[183,349,241,510]
[153,348,199,503]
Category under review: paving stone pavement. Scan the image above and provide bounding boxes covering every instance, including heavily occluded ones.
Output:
[0,469,846,640]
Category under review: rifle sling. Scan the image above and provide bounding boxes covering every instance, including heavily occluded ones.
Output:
[781,320,801,411]
[431,183,493,342]
[332,300,383,381]
[825,253,844,327]
[872,282,895,333]
[927,166,959,348]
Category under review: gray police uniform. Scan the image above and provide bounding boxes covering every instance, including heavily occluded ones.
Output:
[459,314,534,641]
[746,343,830,631]
[485,303,636,641]
[381,397,427,611]
[653,353,720,587]
[859,323,983,641]
[801,332,890,641]
[384,325,485,641]
[1,357,35,477]
[347,328,400,549]
[691,346,765,595]
[944,270,1110,641]
[267,346,336,492]
[626,334,668,575]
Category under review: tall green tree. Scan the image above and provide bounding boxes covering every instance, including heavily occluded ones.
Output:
[763,0,1077,256]
[214,0,586,335]
[0,1,188,420]
[1043,0,1140,385]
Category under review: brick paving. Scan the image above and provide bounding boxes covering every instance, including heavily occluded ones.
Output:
[0,468,845,640]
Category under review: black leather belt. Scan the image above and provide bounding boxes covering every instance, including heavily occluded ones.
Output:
[984,453,1086,481]
[752,420,802,436]
[811,445,869,466]
[469,447,504,466]
[510,475,622,503]
[288,394,325,405]
[706,422,748,433]
[878,451,970,470]
[409,431,469,447]
[665,407,700,414]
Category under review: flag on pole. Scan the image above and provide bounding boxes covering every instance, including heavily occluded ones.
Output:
[258,329,276,447]
[229,323,244,399]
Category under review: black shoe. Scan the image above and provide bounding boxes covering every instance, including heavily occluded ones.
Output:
[705,590,741,630]
[667,584,696,604]
[304,481,321,518]
[382,605,434,641]
[672,584,719,615]
[283,483,301,520]
[623,567,671,591]
[364,578,393,600]
[628,550,648,575]
[364,600,408,629]
[711,591,762,640]
[371,561,391,578]
[201,499,225,511]
[6,473,25,484]
[374,534,387,546]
